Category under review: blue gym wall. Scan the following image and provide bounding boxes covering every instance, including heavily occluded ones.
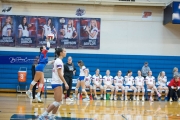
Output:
[0,51,180,90]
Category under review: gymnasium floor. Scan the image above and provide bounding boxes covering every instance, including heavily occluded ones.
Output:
[0,93,180,120]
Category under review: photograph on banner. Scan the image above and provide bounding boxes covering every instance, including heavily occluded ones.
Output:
[79,18,100,49]
[36,16,57,48]
[0,15,15,47]
[58,17,79,49]
[15,16,37,47]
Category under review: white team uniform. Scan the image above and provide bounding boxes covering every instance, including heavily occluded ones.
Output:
[124,76,134,86]
[63,25,75,39]
[103,75,114,90]
[146,76,155,85]
[51,58,63,85]
[158,76,167,87]
[89,27,98,39]
[43,24,51,37]
[114,76,124,91]
[135,76,145,92]
[135,76,144,86]
[18,24,29,37]
[2,24,11,36]
[92,74,103,89]
[80,66,86,76]
[85,74,92,88]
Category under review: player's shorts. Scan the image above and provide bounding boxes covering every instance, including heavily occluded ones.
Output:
[93,84,103,89]
[51,84,62,89]
[79,76,85,81]
[115,85,124,91]
[104,85,114,90]
[35,64,46,72]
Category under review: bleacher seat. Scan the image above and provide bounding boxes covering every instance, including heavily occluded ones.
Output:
[0,51,179,93]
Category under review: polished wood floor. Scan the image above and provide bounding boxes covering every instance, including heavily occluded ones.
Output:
[0,93,180,120]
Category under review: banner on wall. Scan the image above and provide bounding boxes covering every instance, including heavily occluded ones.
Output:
[0,15,101,49]
[0,56,37,64]
[79,18,101,49]
[15,16,37,47]
[0,15,15,47]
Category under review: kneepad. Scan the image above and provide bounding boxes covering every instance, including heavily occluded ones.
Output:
[31,80,37,85]
[82,89,85,92]
[53,101,60,107]
[75,88,79,91]
[39,83,43,88]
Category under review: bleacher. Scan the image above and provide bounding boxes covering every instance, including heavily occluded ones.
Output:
[0,51,180,93]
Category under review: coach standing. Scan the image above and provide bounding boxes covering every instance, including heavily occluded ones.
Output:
[63,56,76,102]
[141,62,151,101]
[141,62,151,78]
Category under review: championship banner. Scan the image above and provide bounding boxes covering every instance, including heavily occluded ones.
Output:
[79,18,101,49]
[15,16,37,47]
[0,15,15,47]
[36,16,57,48]
[58,17,79,49]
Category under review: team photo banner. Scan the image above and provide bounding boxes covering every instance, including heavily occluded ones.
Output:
[0,15,101,49]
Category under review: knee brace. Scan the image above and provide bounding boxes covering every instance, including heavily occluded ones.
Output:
[31,80,37,85]
[52,101,61,107]
[39,83,43,88]
[82,89,85,92]
[75,88,78,91]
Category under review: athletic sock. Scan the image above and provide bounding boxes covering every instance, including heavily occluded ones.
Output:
[37,92,40,96]
[42,111,48,116]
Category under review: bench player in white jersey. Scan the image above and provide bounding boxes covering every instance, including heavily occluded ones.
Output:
[103,70,114,100]
[39,48,69,119]
[114,70,125,101]
[146,71,161,102]
[42,18,57,40]
[157,71,168,101]
[124,70,137,101]
[85,19,98,39]
[18,16,31,38]
[74,60,90,101]
[92,68,103,99]
[84,69,93,97]
[2,16,12,37]
[135,70,145,101]
[60,19,77,39]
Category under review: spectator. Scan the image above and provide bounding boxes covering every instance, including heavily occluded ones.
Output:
[173,67,179,77]
[63,56,76,102]
[168,75,180,102]
[141,62,151,78]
